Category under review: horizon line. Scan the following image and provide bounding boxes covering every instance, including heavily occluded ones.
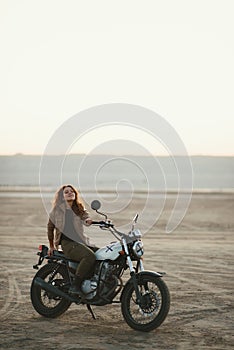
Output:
[0,153,234,157]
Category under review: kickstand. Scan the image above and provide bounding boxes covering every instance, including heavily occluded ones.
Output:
[86,304,96,320]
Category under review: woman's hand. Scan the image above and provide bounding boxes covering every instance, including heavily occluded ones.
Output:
[85,218,92,226]
[48,247,54,256]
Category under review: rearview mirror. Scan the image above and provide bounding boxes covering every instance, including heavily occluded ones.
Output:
[91,200,101,211]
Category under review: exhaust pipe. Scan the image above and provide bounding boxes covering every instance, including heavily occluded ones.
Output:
[34,277,78,303]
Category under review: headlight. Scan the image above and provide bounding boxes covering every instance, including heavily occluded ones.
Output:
[132,241,144,258]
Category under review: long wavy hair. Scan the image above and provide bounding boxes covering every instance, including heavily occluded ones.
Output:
[52,184,85,215]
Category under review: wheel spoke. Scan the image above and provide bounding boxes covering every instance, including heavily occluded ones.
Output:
[31,262,71,317]
[39,272,64,308]
[121,274,170,331]
[128,282,162,324]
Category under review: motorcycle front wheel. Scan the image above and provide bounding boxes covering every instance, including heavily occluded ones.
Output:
[121,273,170,332]
[30,262,72,318]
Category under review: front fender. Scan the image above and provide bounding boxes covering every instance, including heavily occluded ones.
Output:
[120,271,163,301]
[137,270,163,279]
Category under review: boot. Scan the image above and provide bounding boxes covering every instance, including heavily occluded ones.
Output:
[69,274,84,296]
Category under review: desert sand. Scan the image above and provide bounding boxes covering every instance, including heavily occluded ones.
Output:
[0,192,233,350]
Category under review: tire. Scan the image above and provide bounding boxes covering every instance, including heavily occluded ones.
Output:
[30,262,72,318]
[121,273,170,332]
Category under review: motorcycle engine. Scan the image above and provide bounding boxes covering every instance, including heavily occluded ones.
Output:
[81,279,98,300]
[81,261,117,301]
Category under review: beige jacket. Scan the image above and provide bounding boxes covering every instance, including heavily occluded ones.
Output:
[47,202,92,249]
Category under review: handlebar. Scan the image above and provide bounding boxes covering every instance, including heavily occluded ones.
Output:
[90,202,139,242]
[91,220,114,228]
[91,220,128,242]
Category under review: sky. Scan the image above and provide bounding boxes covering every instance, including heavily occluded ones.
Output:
[0,0,234,156]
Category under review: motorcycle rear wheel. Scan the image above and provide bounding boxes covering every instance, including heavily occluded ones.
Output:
[121,273,170,332]
[31,262,72,318]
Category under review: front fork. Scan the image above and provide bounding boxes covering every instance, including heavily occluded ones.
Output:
[122,238,144,304]
[129,271,143,304]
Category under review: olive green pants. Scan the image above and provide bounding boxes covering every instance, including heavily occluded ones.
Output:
[61,240,96,279]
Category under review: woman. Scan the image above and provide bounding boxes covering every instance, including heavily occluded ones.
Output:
[47,184,96,295]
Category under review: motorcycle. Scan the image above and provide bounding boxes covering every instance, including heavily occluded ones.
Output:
[30,200,170,332]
